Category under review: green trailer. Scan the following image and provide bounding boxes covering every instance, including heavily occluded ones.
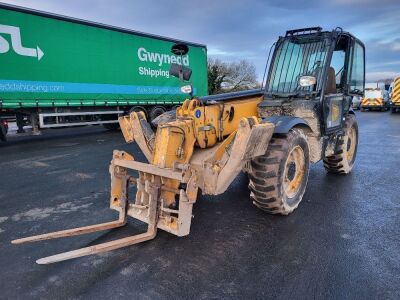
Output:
[0,3,208,138]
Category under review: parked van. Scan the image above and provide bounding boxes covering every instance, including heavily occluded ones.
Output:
[361,88,389,111]
[390,77,400,113]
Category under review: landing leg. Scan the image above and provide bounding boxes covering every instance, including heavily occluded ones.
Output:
[16,112,25,134]
[30,113,41,135]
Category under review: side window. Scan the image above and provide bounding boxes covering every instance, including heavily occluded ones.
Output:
[349,42,365,94]
[331,50,345,85]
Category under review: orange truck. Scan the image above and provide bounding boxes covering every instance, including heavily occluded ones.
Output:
[361,87,389,111]
[390,77,400,113]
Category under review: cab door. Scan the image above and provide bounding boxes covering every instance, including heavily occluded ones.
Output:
[323,36,365,134]
[322,35,349,134]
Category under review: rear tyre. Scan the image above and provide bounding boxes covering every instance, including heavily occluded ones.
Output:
[248,128,310,215]
[129,106,147,117]
[392,107,396,113]
[323,114,358,174]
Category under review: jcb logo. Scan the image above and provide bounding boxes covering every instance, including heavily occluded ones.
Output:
[0,24,44,60]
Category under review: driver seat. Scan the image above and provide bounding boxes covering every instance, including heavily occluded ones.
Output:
[325,67,337,94]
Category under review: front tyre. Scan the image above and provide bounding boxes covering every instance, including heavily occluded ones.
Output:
[323,114,358,174]
[248,128,310,215]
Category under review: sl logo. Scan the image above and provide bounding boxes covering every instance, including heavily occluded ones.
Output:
[0,24,44,61]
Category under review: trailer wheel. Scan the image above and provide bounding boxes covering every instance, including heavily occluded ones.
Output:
[149,106,166,122]
[323,114,358,174]
[0,123,7,142]
[248,128,310,215]
[129,106,147,118]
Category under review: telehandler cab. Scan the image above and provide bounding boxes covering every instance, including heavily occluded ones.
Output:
[12,27,365,264]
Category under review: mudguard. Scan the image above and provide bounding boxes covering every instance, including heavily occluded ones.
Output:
[262,116,310,134]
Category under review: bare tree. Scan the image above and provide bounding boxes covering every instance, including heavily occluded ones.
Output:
[207,58,258,95]
[207,58,229,95]
[224,60,258,92]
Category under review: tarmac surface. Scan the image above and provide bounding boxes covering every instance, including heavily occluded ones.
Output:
[0,111,399,299]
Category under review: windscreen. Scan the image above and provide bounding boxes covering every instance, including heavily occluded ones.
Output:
[266,36,330,95]
[364,89,383,99]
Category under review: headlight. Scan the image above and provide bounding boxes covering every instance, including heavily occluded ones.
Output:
[299,76,316,87]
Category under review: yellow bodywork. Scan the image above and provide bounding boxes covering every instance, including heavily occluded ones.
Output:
[176,97,261,148]
[116,94,274,236]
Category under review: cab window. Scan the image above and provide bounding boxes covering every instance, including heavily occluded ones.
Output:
[328,35,350,93]
[349,42,365,94]
[331,50,345,85]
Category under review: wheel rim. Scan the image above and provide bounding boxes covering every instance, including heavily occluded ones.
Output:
[346,125,357,162]
[283,145,306,199]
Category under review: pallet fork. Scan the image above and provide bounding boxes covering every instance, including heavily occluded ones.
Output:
[11,151,192,264]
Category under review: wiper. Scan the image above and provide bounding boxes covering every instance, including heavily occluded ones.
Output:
[270,92,300,98]
[270,91,319,100]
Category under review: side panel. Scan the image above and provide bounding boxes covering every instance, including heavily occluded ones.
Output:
[0,7,208,108]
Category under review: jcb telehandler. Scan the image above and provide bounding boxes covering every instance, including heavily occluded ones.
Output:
[12,27,365,264]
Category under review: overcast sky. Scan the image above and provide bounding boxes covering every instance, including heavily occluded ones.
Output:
[2,0,400,82]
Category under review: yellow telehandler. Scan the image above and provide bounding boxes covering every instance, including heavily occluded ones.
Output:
[12,27,365,264]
